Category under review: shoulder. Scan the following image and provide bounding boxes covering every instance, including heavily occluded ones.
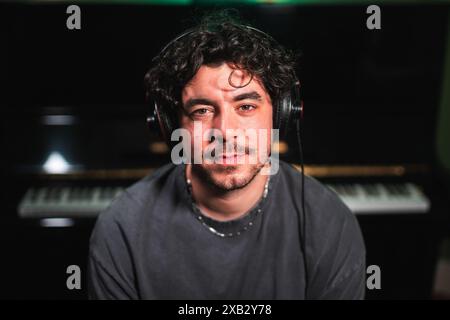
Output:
[280,161,363,250]
[278,161,356,231]
[124,162,180,207]
[278,161,366,297]
[89,163,180,253]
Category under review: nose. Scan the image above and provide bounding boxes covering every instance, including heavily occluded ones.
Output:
[212,108,240,142]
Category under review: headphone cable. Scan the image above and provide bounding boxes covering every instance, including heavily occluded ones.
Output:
[295,118,308,299]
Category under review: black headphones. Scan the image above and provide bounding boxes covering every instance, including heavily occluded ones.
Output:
[145,25,304,142]
[145,24,308,298]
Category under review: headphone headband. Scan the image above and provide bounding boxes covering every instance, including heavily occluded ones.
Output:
[156,25,278,61]
[146,23,303,141]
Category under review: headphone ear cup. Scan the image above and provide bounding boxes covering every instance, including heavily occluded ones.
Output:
[146,102,170,143]
[146,101,162,135]
[273,81,303,138]
[273,93,292,139]
[291,81,303,123]
[155,103,180,146]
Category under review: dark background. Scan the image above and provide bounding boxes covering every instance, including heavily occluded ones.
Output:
[1,1,449,299]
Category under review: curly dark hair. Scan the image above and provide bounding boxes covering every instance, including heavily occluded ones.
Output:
[144,11,298,116]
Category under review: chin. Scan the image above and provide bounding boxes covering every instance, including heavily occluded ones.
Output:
[193,163,264,191]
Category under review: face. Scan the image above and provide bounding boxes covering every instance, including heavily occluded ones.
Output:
[180,63,273,191]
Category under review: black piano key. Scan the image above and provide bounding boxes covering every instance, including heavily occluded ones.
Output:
[362,184,380,196]
[384,184,395,196]
[342,185,357,196]
[49,187,62,201]
[393,184,410,196]
[385,184,402,197]
[81,187,91,201]
[29,188,39,202]
[43,188,52,201]
[100,187,114,200]
[68,188,81,201]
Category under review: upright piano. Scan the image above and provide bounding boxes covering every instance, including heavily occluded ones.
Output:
[1,3,449,299]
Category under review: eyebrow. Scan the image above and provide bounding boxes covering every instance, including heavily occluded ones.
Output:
[183,91,263,110]
[233,91,262,102]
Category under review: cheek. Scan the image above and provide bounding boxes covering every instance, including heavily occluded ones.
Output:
[262,108,273,153]
[261,106,273,129]
[263,128,272,155]
[182,122,214,152]
[244,108,273,130]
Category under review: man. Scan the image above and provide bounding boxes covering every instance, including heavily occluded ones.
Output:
[88,14,366,300]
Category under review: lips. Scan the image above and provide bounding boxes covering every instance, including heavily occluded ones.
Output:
[219,153,246,165]
[221,153,246,158]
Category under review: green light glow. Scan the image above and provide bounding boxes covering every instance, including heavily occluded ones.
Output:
[10,0,450,5]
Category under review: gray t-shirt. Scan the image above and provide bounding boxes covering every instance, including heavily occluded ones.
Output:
[88,161,366,299]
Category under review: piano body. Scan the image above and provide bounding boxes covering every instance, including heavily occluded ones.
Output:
[1,2,449,299]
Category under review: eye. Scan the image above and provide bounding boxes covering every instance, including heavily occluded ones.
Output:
[239,105,256,112]
[191,108,212,117]
[194,108,208,114]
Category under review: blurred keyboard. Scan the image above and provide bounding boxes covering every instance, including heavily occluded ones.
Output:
[325,182,430,214]
[18,186,125,218]
[17,182,430,218]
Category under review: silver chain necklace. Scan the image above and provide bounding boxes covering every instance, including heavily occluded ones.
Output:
[186,177,270,238]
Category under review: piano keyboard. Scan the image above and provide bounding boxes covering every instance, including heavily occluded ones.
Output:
[325,183,430,214]
[17,182,430,219]
[18,186,125,218]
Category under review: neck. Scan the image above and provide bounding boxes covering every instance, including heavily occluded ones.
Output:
[186,164,270,222]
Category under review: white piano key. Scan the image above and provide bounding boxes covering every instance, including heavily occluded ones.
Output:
[18,185,125,218]
[326,183,430,214]
[19,182,431,219]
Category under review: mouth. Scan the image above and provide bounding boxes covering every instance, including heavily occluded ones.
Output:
[219,153,246,165]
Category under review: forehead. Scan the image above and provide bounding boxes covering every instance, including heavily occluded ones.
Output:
[182,63,269,101]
